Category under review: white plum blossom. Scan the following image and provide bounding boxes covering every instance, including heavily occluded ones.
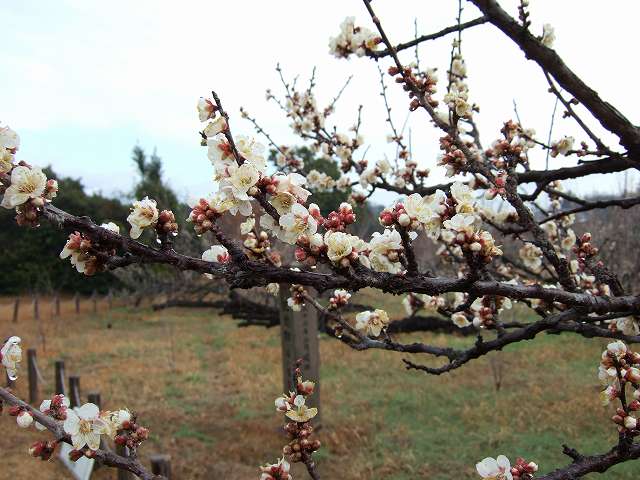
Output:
[275,172,311,204]
[279,203,318,244]
[355,309,390,337]
[450,182,475,212]
[106,409,132,430]
[240,217,255,235]
[600,384,618,406]
[359,168,378,188]
[443,82,472,118]
[1,336,22,380]
[519,243,543,271]
[203,116,228,138]
[0,124,20,152]
[613,317,640,336]
[452,313,471,328]
[325,231,353,263]
[561,229,576,251]
[270,192,297,216]
[235,135,267,173]
[0,124,19,174]
[127,197,159,239]
[287,297,302,312]
[285,394,318,423]
[368,229,403,274]
[476,455,512,480]
[197,97,215,122]
[306,169,336,192]
[0,148,13,174]
[63,403,112,451]
[403,194,430,223]
[451,56,467,77]
[541,23,556,48]
[202,245,230,264]
[336,175,352,192]
[443,213,477,234]
[59,233,89,274]
[551,136,574,157]
[329,17,379,58]
[260,457,292,480]
[607,340,628,360]
[222,163,260,202]
[0,166,48,209]
[208,134,235,177]
[266,283,280,296]
[377,158,391,175]
[217,189,252,217]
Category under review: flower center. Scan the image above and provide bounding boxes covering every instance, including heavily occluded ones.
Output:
[18,177,38,194]
[78,419,92,434]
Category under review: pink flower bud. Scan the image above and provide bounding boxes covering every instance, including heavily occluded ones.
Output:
[294,248,307,262]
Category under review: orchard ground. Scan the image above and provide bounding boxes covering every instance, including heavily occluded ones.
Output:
[0,292,633,480]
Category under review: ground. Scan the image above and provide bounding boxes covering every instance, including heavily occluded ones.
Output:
[0,292,635,479]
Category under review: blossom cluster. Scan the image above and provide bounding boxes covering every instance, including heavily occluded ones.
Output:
[12,391,146,463]
[270,365,320,473]
[328,17,381,58]
[599,341,640,434]
[328,289,351,310]
[402,293,445,316]
[60,227,116,276]
[287,285,306,312]
[485,120,536,171]
[477,455,539,480]
[443,49,475,119]
[469,295,512,328]
[10,393,71,432]
[1,336,22,380]
[62,403,143,453]
[355,309,390,337]
[0,125,58,226]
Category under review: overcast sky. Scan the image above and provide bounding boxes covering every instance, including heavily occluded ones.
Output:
[2,0,638,203]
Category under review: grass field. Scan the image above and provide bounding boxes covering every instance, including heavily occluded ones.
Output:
[0,292,634,479]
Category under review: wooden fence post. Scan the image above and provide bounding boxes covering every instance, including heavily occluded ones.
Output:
[27,349,39,404]
[92,291,97,314]
[74,293,80,314]
[33,295,39,320]
[117,445,133,480]
[54,294,61,317]
[107,290,113,310]
[54,360,66,396]
[87,392,101,408]
[12,298,19,323]
[150,455,172,478]
[69,376,81,408]
[278,287,321,426]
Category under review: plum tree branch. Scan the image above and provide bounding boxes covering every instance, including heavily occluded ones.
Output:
[469,0,640,156]
[42,203,640,314]
[369,16,488,58]
[0,387,163,480]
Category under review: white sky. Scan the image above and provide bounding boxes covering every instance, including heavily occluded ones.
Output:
[2,0,639,203]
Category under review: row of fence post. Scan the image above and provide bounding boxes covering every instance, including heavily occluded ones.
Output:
[24,354,171,478]
[9,291,118,323]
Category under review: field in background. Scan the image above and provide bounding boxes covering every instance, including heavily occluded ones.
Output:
[0,292,634,479]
